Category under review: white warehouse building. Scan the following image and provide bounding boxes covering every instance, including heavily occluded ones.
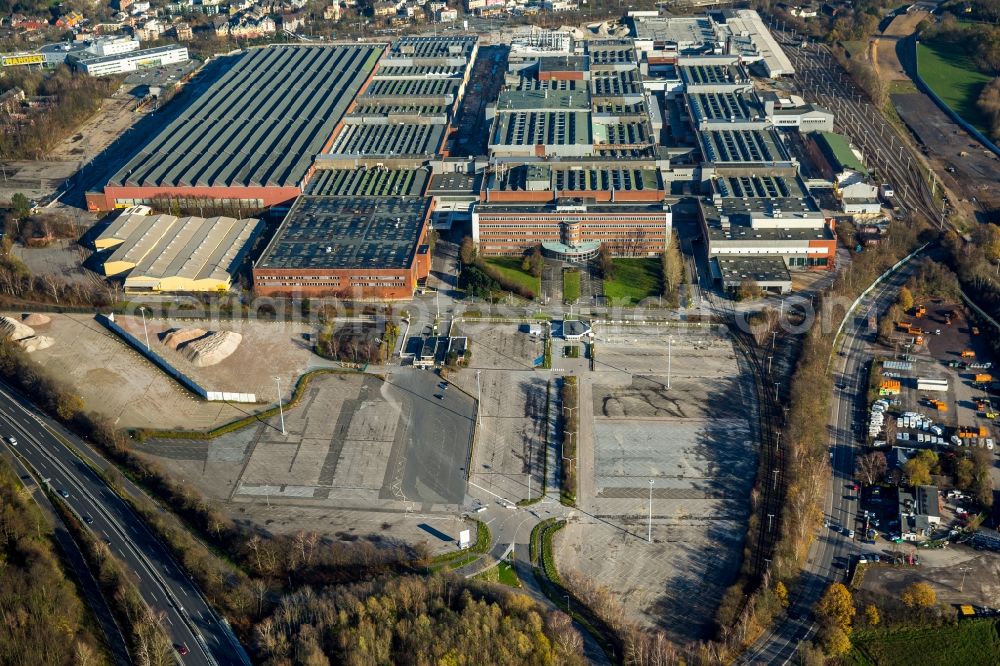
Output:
[76,44,188,76]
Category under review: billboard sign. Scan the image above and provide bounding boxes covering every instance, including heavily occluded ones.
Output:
[2,53,44,67]
[458,529,471,549]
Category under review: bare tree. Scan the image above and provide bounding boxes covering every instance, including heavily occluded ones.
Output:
[855,451,887,486]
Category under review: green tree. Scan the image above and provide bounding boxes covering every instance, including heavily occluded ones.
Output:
[897,286,914,312]
[10,193,30,220]
[597,243,614,280]
[774,581,789,608]
[905,449,939,486]
[816,583,855,631]
[901,582,936,608]
[821,625,852,656]
[459,236,476,266]
[955,457,975,491]
[526,245,544,278]
[661,233,683,300]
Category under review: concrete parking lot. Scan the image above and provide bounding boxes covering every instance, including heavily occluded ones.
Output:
[133,368,475,548]
[453,321,545,371]
[556,325,758,643]
[446,363,550,505]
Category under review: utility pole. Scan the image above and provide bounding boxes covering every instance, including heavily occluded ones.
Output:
[767,513,774,532]
[275,376,286,435]
[648,479,654,543]
[476,369,482,429]
[138,306,150,351]
[958,566,972,593]
[667,337,673,389]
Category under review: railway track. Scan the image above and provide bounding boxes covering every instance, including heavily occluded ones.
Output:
[767,22,944,227]
[716,298,786,586]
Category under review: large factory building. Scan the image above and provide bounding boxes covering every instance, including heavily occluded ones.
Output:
[86,44,383,211]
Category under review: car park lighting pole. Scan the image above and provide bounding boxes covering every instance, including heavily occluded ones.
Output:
[274,376,286,436]
[138,306,150,351]
[667,337,673,389]
[648,479,654,543]
[476,370,482,430]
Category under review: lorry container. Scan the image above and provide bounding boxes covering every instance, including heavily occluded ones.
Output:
[961,350,976,358]
[975,373,992,383]
[917,378,948,392]
[878,379,900,395]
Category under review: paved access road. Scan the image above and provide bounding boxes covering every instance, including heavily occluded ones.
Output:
[0,385,248,666]
[739,258,923,664]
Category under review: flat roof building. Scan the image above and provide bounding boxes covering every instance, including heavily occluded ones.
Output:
[88,44,383,211]
[74,44,188,76]
[97,211,262,292]
[324,35,478,162]
[698,174,836,276]
[712,255,792,293]
[253,195,432,299]
[473,198,671,260]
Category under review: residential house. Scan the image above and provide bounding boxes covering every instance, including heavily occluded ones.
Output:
[56,11,84,29]
[278,11,306,31]
[173,22,193,40]
[323,4,341,20]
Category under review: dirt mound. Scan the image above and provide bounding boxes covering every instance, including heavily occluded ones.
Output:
[22,313,51,327]
[182,330,241,367]
[19,335,54,353]
[0,316,35,341]
[163,328,208,350]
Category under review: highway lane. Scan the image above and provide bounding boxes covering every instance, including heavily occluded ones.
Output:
[4,451,132,666]
[739,259,921,664]
[0,386,249,666]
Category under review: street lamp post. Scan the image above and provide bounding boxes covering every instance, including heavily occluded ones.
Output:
[138,306,150,351]
[275,376,286,435]
[476,370,482,429]
[647,479,654,543]
[667,337,673,389]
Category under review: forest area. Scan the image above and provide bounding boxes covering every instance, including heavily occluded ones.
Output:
[0,65,120,160]
[0,457,105,665]
[255,575,585,665]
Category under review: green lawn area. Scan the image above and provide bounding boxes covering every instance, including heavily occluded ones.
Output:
[849,619,1000,666]
[562,269,581,303]
[474,560,521,588]
[483,257,540,296]
[841,40,867,59]
[917,41,992,134]
[603,258,662,305]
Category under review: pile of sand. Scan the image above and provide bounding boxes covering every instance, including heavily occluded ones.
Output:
[163,328,208,350]
[0,316,35,341]
[182,330,241,367]
[22,313,51,327]
[19,336,54,353]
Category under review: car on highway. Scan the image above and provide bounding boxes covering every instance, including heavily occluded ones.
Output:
[175,643,189,656]
[59,489,70,498]
[6,436,16,446]
[83,515,94,524]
